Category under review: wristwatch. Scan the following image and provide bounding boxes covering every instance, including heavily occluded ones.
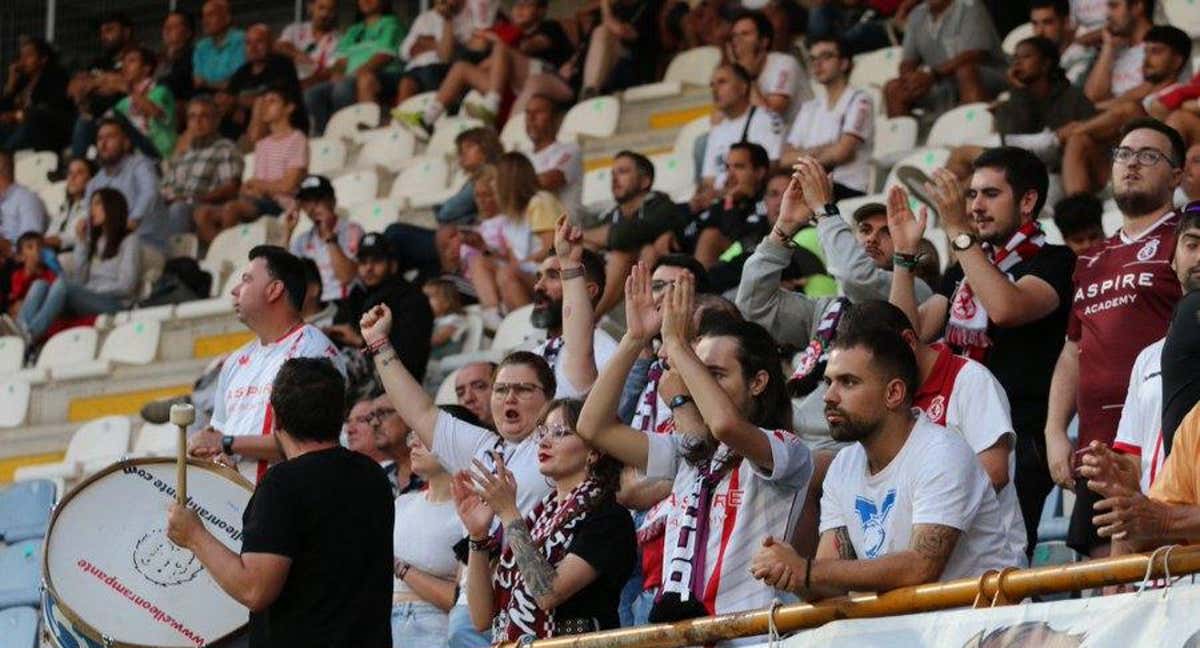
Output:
[668,395,694,411]
[221,435,236,456]
[951,232,978,252]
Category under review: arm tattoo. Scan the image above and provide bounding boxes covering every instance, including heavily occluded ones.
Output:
[504,518,558,603]
[909,524,961,574]
[832,526,857,560]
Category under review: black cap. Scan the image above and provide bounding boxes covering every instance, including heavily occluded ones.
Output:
[357,232,394,261]
[296,174,335,202]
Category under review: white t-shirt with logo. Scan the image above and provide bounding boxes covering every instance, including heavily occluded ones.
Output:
[702,106,786,189]
[786,87,874,193]
[279,22,340,80]
[530,141,583,219]
[1114,338,1165,492]
[289,216,364,302]
[645,429,812,630]
[820,418,1022,582]
[1111,43,1146,98]
[532,328,620,399]
[211,324,344,482]
[758,52,811,122]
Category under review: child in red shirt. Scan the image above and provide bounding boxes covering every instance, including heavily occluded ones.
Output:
[8,232,56,316]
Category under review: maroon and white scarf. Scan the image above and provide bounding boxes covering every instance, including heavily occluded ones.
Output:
[491,479,604,642]
[945,221,1046,360]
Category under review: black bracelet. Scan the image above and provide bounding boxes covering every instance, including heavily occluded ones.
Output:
[396,561,411,580]
[892,252,920,270]
[468,536,496,553]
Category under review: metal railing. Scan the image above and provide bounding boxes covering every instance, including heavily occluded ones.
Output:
[498,545,1200,648]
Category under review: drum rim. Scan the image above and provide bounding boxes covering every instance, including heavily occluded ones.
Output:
[42,456,254,648]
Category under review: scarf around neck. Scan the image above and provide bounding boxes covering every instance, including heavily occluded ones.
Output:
[788,297,850,397]
[945,221,1046,360]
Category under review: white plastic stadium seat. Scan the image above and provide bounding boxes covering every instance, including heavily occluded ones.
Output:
[558,97,621,143]
[426,117,484,157]
[500,111,533,153]
[1002,22,1035,55]
[325,102,381,141]
[348,199,401,234]
[1039,216,1065,245]
[924,226,951,272]
[242,153,255,182]
[1103,207,1123,237]
[491,304,545,352]
[882,147,952,194]
[650,152,696,203]
[131,423,180,458]
[623,80,684,103]
[872,116,919,171]
[13,151,56,190]
[664,46,722,86]
[926,103,995,148]
[168,233,199,260]
[673,115,712,160]
[435,369,460,405]
[0,336,24,374]
[36,181,66,218]
[308,137,349,175]
[849,46,903,89]
[175,272,239,319]
[0,380,31,428]
[331,169,380,209]
[52,320,162,380]
[582,166,614,213]
[389,155,450,204]
[12,326,99,384]
[201,218,277,286]
[14,416,132,482]
[1164,0,1200,37]
[355,127,418,173]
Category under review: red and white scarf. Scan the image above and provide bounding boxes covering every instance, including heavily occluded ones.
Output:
[945,221,1046,360]
[491,479,604,642]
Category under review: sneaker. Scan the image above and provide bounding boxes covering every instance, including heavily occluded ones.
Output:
[141,395,193,425]
[462,101,497,125]
[0,314,30,346]
[894,165,938,212]
[391,109,432,141]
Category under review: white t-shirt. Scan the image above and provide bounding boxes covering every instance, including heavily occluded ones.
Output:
[532,328,620,399]
[530,141,583,219]
[400,9,480,69]
[819,418,1022,582]
[1114,338,1165,492]
[646,429,812,629]
[786,87,874,193]
[289,216,364,302]
[478,214,534,260]
[1111,43,1146,97]
[758,52,811,122]
[211,324,344,482]
[702,106,786,189]
[1070,0,1108,31]
[912,344,1026,562]
[279,21,340,80]
[431,410,552,513]
[393,491,462,595]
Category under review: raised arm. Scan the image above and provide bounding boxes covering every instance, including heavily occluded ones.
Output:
[555,217,599,395]
[361,304,441,448]
[661,272,775,471]
[886,186,947,341]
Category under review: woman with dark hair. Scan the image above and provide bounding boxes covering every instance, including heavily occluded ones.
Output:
[455,398,636,642]
[12,187,142,340]
[577,263,811,628]
[0,36,74,152]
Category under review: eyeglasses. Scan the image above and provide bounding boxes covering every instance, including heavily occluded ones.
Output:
[651,279,675,293]
[492,382,545,400]
[366,406,397,425]
[534,423,574,442]
[455,379,490,398]
[1112,147,1173,167]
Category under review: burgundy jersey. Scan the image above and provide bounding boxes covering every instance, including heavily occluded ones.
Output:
[1068,212,1181,450]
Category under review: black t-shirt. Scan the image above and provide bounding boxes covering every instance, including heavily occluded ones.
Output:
[241,447,394,648]
[937,244,1076,434]
[228,55,301,100]
[1162,290,1200,451]
[555,496,636,630]
[332,276,433,381]
[523,20,574,68]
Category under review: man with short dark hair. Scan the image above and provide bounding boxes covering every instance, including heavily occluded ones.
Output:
[1082,0,1154,105]
[188,246,344,483]
[750,324,1020,597]
[525,94,584,217]
[68,12,137,158]
[194,0,246,93]
[1029,0,1094,85]
[1045,118,1184,558]
[454,361,495,429]
[161,96,245,239]
[84,118,169,249]
[285,175,364,303]
[1052,193,1105,255]
[113,46,177,159]
[726,9,809,122]
[168,357,393,647]
[224,23,305,143]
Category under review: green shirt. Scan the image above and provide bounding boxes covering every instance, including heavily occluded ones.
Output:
[115,83,176,159]
[336,15,404,75]
[792,227,838,297]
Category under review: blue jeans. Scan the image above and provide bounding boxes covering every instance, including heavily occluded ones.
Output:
[18,279,124,339]
[392,601,449,648]
[447,604,490,648]
[435,182,478,225]
[807,5,891,55]
[305,76,358,135]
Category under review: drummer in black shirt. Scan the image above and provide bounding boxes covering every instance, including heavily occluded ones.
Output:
[168,357,394,647]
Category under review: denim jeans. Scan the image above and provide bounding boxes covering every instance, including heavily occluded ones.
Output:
[18,279,124,339]
[447,604,490,648]
[392,601,449,648]
[305,77,358,135]
[435,182,479,225]
[807,4,892,55]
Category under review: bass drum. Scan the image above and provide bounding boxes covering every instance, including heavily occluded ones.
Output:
[42,458,253,648]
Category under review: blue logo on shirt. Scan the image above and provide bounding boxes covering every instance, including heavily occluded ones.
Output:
[854,490,897,559]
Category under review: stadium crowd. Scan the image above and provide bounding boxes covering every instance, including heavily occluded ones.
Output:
[3,0,1200,646]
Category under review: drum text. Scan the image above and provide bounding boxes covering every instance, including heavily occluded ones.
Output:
[76,558,206,646]
[122,465,244,542]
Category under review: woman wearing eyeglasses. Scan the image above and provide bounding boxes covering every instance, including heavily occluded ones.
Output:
[391,430,461,647]
[454,399,636,642]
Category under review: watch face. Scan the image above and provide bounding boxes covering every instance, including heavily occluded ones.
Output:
[953,233,973,250]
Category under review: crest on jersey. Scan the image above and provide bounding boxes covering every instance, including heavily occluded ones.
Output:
[927,395,946,423]
[1138,238,1160,261]
[854,489,897,559]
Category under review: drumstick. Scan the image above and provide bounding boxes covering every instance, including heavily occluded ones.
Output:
[170,404,196,506]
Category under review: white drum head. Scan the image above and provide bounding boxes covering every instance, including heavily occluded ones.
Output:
[45,459,253,647]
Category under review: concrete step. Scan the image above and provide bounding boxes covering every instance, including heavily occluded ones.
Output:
[28,356,210,428]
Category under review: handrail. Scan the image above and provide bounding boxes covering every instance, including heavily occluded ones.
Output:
[499,545,1200,648]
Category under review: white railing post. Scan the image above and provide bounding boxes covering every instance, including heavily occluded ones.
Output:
[45,0,57,42]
